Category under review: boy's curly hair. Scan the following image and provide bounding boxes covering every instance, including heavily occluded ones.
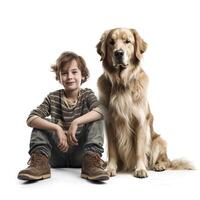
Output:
[51,51,89,84]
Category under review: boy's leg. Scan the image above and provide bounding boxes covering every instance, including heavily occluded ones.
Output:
[28,128,52,158]
[80,120,109,181]
[18,127,72,180]
[49,132,71,168]
[29,127,69,167]
[83,120,104,156]
[69,120,104,167]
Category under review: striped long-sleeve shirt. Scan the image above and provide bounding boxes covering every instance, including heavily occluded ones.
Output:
[27,88,105,134]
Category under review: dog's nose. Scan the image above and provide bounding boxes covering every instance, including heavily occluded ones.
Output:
[114,50,124,59]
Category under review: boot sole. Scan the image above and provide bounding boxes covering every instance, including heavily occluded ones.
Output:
[81,173,109,181]
[18,173,51,181]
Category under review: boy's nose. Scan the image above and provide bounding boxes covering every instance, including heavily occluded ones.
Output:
[67,73,73,79]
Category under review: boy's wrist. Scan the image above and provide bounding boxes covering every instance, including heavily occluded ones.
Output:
[53,124,61,132]
[72,119,79,126]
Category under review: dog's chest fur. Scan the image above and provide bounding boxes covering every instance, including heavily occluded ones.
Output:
[108,86,138,168]
[107,71,148,170]
[110,89,134,122]
[108,76,145,126]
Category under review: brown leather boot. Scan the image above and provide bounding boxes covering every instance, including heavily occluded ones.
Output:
[81,152,109,181]
[18,152,51,181]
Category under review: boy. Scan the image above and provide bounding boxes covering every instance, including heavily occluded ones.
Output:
[18,51,109,181]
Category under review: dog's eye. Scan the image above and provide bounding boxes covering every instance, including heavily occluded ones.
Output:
[109,39,115,46]
[125,39,131,44]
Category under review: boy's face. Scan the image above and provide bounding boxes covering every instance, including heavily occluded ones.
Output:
[60,59,83,92]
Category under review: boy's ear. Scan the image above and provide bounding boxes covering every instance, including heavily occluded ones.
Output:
[58,79,62,85]
[58,71,62,83]
[81,77,85,84]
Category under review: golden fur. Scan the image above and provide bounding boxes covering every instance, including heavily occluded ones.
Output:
[97,28,193,178]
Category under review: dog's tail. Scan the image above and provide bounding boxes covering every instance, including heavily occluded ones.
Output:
[169,159,194,170]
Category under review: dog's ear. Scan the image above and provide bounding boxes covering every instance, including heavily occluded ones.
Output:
[96,30,110,61]
[130,29,147,62]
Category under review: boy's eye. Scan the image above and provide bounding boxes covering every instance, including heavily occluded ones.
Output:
[72,71,78,74]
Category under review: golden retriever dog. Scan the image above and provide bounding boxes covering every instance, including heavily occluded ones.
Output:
[97,28,193,178]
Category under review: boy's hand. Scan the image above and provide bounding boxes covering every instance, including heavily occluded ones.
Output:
[55,125,69,152]
[67,120,79,146]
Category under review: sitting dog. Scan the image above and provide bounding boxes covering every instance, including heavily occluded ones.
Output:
[97,28,193,178]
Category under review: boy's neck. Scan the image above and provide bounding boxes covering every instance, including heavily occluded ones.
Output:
[64,89,80,101]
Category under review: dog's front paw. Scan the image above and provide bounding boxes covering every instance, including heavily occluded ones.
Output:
[107,163,117,177]
[134,168,148,178]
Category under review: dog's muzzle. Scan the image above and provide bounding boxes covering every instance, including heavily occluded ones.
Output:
[113,49,128,69]
[114,50,124,63]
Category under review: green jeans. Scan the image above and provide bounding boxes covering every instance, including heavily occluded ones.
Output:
[29,120,104,168]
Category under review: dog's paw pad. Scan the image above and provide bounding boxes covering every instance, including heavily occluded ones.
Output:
[134,169,148,178]
[108,170,116,177]
[107,166,117,177]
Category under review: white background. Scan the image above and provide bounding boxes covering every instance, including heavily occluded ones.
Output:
[1,0,200,199]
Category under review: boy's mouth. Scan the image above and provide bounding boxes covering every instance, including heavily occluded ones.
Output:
[66,82,75,84]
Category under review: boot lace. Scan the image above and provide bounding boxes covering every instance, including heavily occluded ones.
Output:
[87,154,106,169]
[27,153,45,167]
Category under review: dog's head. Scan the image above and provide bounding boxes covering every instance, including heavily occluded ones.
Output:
[97,28,147,71]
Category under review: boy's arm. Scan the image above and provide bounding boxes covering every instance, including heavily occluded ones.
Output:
[26,95,51,125]
[26,92,68,152]
[28,116,69,152]
[67,89,104,145]
[67,108,102,145]
[27,116,59,131]
[73,108,103,126]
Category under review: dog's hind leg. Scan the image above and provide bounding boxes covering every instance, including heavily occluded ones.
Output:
[150,133,170,171]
